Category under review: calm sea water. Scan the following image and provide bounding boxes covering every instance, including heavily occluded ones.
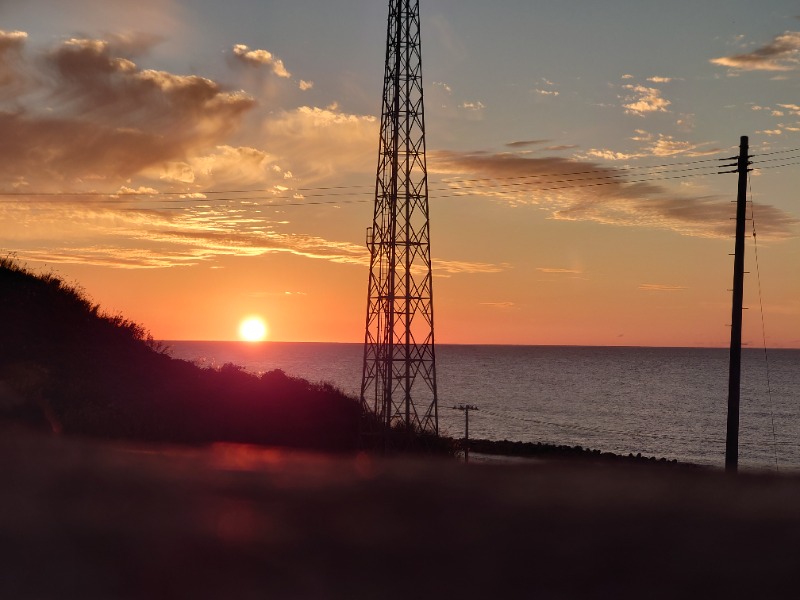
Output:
[165,342,800,471]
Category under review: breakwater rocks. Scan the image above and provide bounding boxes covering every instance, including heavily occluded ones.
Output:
[467,438,683,466]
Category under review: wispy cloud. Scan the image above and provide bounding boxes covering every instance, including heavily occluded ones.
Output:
[585,131,722,161]
[434,259,510,275]
[583,149,640,161]
[639,284,687,292]
[711,31,800,71]
[536,267,583,274]
[506,140,550,148]
[480,301,515,309]
[5,191,509,273]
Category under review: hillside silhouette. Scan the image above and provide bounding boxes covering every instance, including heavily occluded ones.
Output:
[0,257,362,451]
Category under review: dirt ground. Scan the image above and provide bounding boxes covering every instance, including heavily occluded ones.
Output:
[2,427,800,599]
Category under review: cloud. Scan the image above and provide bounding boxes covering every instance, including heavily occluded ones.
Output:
[648,135,704,156]
[0,30,27,49]
[0,34,255,188]
[639,284,687,292]
[480,302,515,309]
[589,131,721,159]
[711,31,800,71]
[7,200,509,273]
[298,80,314,91]
[430,150,798,239]
[535,89,559,96]
[2,196,366,269]
[506,140,550,148]
[153,145,282,188]
[0,33,376,271]
[647,76,673,83]
[432,81,452,94]
[536,267,583,274]
[622,84,671,115]
[459,101,485,111]
[0,30,30,98]
[676,113,696,131]
[231,44,291,77]
[263,105,378,179]
[584,149,640,161]
[434,259,509,274]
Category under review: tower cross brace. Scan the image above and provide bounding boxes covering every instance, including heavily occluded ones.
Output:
[360,0,438,437]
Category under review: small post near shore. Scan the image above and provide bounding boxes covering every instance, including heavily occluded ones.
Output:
[452,404,479,463]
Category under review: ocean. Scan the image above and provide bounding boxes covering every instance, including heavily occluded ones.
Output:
[165,342,800,471]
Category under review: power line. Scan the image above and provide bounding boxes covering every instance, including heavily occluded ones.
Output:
[748,177,779,472]
[0,154,729,200]
[0,150,794,210]
[749,153,800,165]
[0,147,798,202]
[751,160,800,171]
[751,146,800,158]
[0,167,727,209]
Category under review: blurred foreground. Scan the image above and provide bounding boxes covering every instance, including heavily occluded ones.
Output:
[3,427,800,599]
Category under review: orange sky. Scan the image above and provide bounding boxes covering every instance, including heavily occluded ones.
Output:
[1,1,798,347]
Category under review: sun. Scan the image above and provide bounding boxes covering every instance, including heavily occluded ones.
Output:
[238,316,268,342]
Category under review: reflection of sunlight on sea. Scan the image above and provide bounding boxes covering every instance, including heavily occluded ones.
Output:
[165,342,800,471]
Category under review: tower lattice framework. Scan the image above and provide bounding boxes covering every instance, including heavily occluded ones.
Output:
[361,0,438,436]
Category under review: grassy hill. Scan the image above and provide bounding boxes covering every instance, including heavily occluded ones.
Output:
[0,257,362,451]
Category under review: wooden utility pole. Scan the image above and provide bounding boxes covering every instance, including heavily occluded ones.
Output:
[725,135,750,473]
[453,404,479,463]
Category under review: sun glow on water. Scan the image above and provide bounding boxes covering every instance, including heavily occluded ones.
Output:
[238,317,268,342]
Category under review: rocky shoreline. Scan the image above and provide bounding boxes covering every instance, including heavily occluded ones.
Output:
[466,437,685,466]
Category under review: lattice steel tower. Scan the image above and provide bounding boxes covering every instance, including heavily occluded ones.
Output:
[360,0,438,437]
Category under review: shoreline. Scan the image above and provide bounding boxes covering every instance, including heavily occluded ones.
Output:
[464,437,685,466]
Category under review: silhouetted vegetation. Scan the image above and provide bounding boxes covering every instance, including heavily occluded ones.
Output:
[0,257,362,451]
[359,415,460,456]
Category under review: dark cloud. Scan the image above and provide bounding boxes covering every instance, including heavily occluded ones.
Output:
[711,31,800,71]
[505,139,550,148]
[545,145,580,152]
[431,150,798,239]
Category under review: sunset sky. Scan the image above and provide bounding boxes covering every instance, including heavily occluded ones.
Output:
[1,0,798,347]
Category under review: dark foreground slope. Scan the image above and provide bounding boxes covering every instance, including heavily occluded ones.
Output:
[0,259,360,451]
[3,429,800,600]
